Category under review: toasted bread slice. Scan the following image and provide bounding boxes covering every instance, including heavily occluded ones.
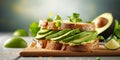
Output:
[36,39,48,48]
[62,39,99,52]
[36,39,99,52]
[45,40,63,50]
[40,21,95,31]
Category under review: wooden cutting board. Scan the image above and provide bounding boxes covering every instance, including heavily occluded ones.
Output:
[20,45,120,57]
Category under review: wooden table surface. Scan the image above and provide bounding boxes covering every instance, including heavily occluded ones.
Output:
[0,32,120,60]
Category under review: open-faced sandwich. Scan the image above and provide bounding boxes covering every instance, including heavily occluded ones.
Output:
[30,13,116,51]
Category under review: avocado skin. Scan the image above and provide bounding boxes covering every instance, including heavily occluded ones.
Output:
[100,20,115,39]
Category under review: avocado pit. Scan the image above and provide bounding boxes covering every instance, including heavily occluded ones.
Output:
[97,17,108,28]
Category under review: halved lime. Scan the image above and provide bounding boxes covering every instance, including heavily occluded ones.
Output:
[104,39,120,50]
[4,37,28,48]
[13,29,28,36]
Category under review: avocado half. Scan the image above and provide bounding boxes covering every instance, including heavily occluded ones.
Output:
[92,13,115,39]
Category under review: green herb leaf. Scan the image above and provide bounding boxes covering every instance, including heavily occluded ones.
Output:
[73,13,80,18]
[67,13,82,23]
[55,15,62,20]
[47,18,53,22]
[75,18,82,22]
[55,21,61,27]
[112,35,118,40]
[98,36,105,41]
[67,16,72,22]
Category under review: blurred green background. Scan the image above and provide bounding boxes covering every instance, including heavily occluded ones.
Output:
[0,0,120,32]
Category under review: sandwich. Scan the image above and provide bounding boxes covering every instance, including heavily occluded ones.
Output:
[29,13,100,52]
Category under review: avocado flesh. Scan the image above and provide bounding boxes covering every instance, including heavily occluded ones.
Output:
[51,29,80,41]
[46,29,71,39]
[62,31,93,43]
[83,32,98,42]
[81,39,95,45]
[69,32,97,45]
[35,30,58,40]
[92,13,114,39]
[38,28,51,34]
[100,20,114,39]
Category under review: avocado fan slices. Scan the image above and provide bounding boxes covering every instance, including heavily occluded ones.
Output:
[62,31,94,43]
[46,29,71,39]
[38,28,51,34]
[35,30,59,40]
[51,29,80,41]
[69,31,97,45]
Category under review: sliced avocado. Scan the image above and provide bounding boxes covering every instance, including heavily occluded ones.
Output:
[81,39,95,45]
[46,29,71,39]
[62,31,93,43]
[51,29,80,41]
[35,30,58,40]
[92,13,115,39]
[83,32,98,42]
[69,34,91,45]
[69,32,97,45]
[38,28,51,34]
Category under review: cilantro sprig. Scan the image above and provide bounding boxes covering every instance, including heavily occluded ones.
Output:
[55,15,62,27]
[67,13,82,23]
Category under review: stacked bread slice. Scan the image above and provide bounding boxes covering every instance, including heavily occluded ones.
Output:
[34,20,99,52]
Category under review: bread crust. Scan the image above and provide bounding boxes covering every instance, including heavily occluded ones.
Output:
[40,21,95,31]
[45,41,63,50]
[37,40,48,48]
